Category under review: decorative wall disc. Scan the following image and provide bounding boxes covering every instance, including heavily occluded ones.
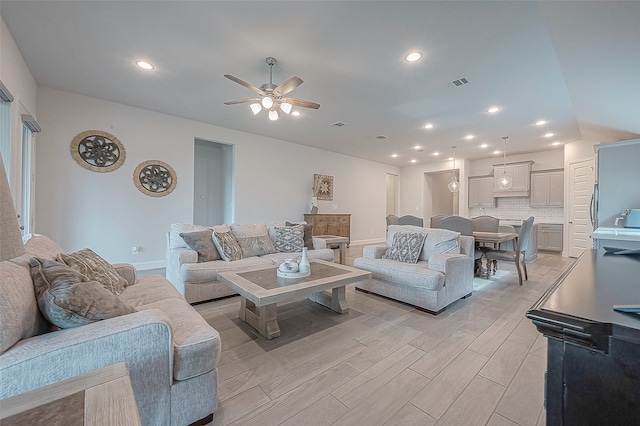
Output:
[70,130,126,172]
[133,160,177,197]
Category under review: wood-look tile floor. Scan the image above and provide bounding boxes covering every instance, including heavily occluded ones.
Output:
[188,246,575,426]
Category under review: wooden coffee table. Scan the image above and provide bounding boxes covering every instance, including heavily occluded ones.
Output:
[218,259,371,339]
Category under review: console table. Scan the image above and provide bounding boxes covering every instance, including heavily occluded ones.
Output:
[304,213,351,246]
[527,249,640,425]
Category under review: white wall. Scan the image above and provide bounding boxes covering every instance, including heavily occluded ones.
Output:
[35,88,398,268]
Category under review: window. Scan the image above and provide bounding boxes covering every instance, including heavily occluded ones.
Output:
[20,114,40,237]
[0,80,13,177]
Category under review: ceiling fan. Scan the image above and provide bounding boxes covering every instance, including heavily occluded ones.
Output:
[224,57,320,121]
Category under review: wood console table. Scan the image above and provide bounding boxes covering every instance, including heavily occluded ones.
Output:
[304,213,351,246]
[0,362,141,425]
[527,250,640,425]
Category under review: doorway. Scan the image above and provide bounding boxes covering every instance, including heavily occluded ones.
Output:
[386,173,398,216]
[567,158,595,257]
[424,170,459,220]
[193,139,234,226]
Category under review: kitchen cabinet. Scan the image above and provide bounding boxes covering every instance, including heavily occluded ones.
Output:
[538,223,563,251]
[468,176,495,208]
[493,161,533,197]
[303,213,351,245]
[530,170,563,207]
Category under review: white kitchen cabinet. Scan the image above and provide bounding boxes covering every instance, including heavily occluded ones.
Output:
[538,224,563,252]
[468,176,495,208]
[530,170,564,207]
[493,161,534,197]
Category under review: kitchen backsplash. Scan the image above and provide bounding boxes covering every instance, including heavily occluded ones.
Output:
[469,197,564,224]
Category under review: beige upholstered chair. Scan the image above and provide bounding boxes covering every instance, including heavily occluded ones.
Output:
[471,215,500,233]
[429,215,447,228]
[484,216,535,285]
[398,215,424,227]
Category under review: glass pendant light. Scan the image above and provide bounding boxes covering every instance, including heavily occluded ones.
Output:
[448,145,460,193]
[249,103,262,115]
[268,108,279,121]
[499,136,513,189]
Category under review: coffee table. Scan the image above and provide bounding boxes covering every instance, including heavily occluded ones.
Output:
[218,259,371,339]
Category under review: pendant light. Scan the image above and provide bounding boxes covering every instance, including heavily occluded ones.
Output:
[498,136,513,190]
[448,145,460,193]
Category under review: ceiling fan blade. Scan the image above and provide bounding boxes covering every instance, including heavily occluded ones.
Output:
[273,76,303,97]
[224,98,261,105]
[224,75,265,95]
[282,97,320,109]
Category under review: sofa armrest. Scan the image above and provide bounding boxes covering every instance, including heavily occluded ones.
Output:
[362,245,389,259]
[428,253,472,274]
[312,238,327,250]
[112,263,137,287]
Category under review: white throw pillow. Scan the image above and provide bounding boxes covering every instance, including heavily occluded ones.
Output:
[420,228,460,261]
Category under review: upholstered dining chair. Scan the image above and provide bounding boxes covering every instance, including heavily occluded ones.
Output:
[442,215,483,275]
[471,215,500,233]
[429,215,447,228]
[386,214,399,227]
[484,216,535,285]
[397,215,424,227]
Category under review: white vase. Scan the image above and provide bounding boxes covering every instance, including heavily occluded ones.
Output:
[298,247,310,273]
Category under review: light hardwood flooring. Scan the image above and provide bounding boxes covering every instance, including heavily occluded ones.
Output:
[185,246,574,426]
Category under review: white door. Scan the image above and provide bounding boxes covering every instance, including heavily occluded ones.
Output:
[568,159,595,257]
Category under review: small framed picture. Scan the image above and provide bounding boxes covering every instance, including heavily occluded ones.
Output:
[314,174,334,200]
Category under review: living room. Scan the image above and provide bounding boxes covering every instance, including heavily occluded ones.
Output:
[2,2,640,425]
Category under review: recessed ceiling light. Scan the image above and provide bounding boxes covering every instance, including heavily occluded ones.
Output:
[424,123,434,129]
[391,154,399,158]
[135,60,154,70]
[410,159,417,163]
[535,120,547,126]
[493,150,501,155]
[480,144,488,148]
[487,106,501,113]
[465,134,474,140]
[544,133,554,137]
[447,157,454,161]
[552,142,561,146]
[405,52,423,62]
[414,145,421,150]
[291,111,301,116]
[433,152,440,156]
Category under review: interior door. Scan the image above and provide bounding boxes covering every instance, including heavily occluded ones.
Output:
[386,173,398,216]
[568,159,595,257]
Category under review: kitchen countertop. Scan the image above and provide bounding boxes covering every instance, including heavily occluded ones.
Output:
[592,227,640,242]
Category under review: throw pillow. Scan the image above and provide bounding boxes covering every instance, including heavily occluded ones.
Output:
[29,257,136,329]
[420,229,460,261]
[285,221,314,250]
[179,230,221,262]
[212,230,243,261]
[58,248,128,296]
[382,232,427,264]
[273,224,304,253]
[230,223,277,257]
[169,223,210,250]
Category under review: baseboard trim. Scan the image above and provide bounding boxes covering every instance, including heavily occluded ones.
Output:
[350,238,386,246]
[131,260,166,271]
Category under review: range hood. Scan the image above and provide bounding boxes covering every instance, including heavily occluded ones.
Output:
[492,161,534,198]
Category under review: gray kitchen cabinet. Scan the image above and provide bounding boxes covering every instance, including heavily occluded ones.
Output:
[538,223,563,251]
[468,176,495,208]
[493,161,534,197]
[530,170,563,207]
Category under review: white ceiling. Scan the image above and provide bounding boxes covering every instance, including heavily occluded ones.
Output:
[2,1,639,166]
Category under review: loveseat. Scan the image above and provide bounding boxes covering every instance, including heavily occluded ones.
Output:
[0,235,221,426]
[354,225,474,314]
[166,222,335,304]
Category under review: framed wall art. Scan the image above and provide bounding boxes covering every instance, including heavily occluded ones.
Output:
[313,174,334,201]
[70,130,126,173]
[133,160,177,197]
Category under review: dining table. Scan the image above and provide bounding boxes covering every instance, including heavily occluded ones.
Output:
[472,231,518,278]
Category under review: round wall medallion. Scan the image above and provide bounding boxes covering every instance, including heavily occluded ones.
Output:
[133,160,177,197]
[70,130,126,173]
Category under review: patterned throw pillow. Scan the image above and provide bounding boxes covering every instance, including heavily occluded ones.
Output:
[58,248,128,295]
[29,257,136,329]
[212,230,243,261]
[179,230,221,262]
[230,223,277,257]
[285,221,314,250]
[382,232,427,264]
[273,225,304,253]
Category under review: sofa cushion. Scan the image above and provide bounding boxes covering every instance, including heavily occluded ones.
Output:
[179,257,273,284]
[29,257,136,329]
[273,224,304,253]
[119,274,186,307]
[353,257,445,291]
[135,298,222,380]
[169,223,211,250]
[10,234,64,268]
[58,248,128,296]
[382,232,427,264]
[179,230,221,262]
[231,223,276,257]
[420,229,460,262]
[285,221,314,250]
[212,230,243,261]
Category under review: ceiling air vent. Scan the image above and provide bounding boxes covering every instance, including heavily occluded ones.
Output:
[332,122,346,127]
[375,135,388,140]
[451,77,469,87]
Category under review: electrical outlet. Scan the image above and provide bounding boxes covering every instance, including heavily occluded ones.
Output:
[332,204,338,210]
[132,246,140,255]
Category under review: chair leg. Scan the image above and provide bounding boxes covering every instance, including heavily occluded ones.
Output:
[515,257,523,285]
[492,260,497,275]
[522,258,528,281]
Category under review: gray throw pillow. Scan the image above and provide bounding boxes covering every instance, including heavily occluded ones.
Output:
[382,232,427,264]
[273,225,304,253]
[29,257,136,329]
[58,248,128,295]
[235,235,277,258]
[285,221,314,250]
[179,230,221,262]
[212,230,243,261]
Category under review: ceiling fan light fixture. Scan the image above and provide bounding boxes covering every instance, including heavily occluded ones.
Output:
[249,103,262,115]
[280,102,292,114]
[261,96,274,109]
[268,108,279,121]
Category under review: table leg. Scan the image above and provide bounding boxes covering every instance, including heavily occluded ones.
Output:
[338,242,346,265]
[309,286,349,314]
[239,297,280,339]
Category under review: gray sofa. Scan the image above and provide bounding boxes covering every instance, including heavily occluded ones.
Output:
[166,222,335,304]
[354,225,475,314]
[0,235,221,426]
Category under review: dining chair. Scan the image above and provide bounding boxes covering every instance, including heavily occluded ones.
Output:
[398,215,424,227]
[471,215,500,233]
[429,215,447,228]
[484,216,535,285]
[442,216,483,276]
[386,214,399,227]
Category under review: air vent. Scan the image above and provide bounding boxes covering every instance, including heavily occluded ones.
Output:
[332,122,346,127]
[375,135,388,140]
[451,77,469,87]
